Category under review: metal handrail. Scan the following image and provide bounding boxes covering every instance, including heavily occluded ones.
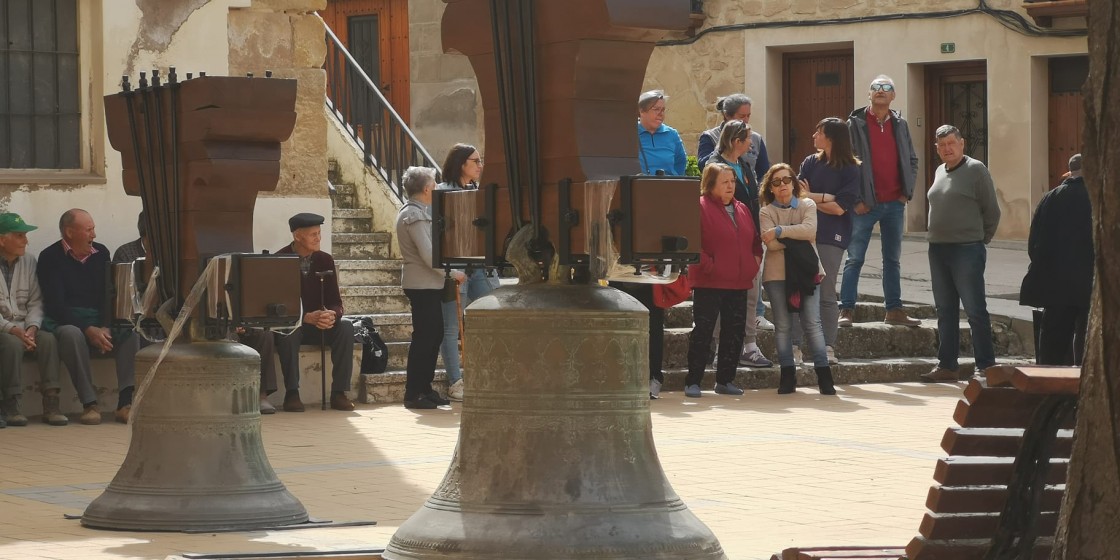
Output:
[318,14,440,202]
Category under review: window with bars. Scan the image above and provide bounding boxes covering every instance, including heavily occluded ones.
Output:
[0,0,81,169]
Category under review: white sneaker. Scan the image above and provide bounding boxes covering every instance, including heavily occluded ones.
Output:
[448,379,464,401]
[826,345,839,365]
[756,316,775,331]
[791,345,803,365]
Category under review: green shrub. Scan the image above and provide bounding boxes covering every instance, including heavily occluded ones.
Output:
[685,155,701,177]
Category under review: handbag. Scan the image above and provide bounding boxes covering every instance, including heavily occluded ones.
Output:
[652,273,690,309]
[352,317,390,374]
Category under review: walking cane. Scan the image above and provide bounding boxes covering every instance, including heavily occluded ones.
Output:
[315,270,335,410]
[456,283,465,368]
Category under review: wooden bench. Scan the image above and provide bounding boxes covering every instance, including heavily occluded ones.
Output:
[772,365,1080,560]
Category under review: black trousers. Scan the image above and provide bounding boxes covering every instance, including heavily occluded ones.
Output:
[404,288,443,400]
[239,328,278,395]
[276,319,355,394]
[687,287,748,387]
[610,282,665,383]
[1038,305,1089,366]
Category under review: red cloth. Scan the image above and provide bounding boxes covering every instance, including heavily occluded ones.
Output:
[276,244,345,322]
[687,195,763,290]
[867,107,904,203]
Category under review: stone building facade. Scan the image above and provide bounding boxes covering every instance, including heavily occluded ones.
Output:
[1,0,332,255]
[403,0,1088,240]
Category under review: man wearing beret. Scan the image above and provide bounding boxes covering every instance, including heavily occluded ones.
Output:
[274,213,355,412]
[38,209,137,425]
[0,213,68,427]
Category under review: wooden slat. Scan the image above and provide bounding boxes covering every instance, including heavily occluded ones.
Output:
[940,426,1074,457]
[906,535,1052,560]
[933,457,1068,486]
[925,483,1065,513]
[918,511,1058,540]
[952,391,1072,429]
[775,547,907,560]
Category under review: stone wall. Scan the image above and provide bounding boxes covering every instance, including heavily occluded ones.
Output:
[408,0,483,167]
[228,0,328,199]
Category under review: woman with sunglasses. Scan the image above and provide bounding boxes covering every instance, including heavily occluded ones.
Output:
[434,143,500,401]
[636,89,687,176]
[705,120,772,368]
[684,163,762,398]
[797,118,860,365]
[759,163,836,395]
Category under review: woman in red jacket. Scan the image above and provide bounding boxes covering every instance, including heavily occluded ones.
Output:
[685,163,763,398]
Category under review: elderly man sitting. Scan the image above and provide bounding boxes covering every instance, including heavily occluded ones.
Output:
[0,213,68,427]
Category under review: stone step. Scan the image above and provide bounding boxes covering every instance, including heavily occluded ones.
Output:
[328,159,343,184]
[664,301,938,329]
[332,232,391,259]
[358,356,1034,404]
[337,259,402,286]
[332,208,374,234]
[332,183,357,196]
[660,319,1024,368]
[330,190,357,210]
[348,312,413,342]
[340,285,410,314]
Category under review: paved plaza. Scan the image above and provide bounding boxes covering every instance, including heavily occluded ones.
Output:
[1,381,969,560]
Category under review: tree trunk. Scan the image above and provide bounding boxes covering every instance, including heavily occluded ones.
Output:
[1051,1,1120,557]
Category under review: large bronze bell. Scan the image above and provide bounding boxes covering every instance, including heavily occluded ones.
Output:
[82,342,308,531]
[383,284,726,559]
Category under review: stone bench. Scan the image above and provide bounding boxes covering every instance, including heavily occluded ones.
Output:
[15,342,362,417]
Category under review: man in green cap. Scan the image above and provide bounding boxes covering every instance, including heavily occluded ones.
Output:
[0,213,68,426]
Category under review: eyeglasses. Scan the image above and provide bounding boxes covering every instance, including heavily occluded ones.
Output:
[769,176,794,187]
[645,105,666,114]
[870,83,895,92]
[468,157,484,165]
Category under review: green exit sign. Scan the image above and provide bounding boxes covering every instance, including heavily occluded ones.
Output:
[941,43,956,54]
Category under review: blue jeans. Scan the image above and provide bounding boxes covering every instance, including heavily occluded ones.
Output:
[764,281,828,368]
[840,200,905,310]
[928,242,995,370]
[441,268,500,384]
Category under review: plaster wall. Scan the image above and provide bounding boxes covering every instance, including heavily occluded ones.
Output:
[0,0,332,256]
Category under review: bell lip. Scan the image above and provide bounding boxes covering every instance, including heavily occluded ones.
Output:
[467,283,648,313]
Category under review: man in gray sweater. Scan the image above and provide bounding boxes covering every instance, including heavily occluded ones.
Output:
[922,125,1001,382]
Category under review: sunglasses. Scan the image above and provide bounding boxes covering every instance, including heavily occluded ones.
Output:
[769,176,794,187]
[870,83,895,92]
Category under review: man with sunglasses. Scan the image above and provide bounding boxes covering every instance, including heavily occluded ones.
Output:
[841,75,922,328]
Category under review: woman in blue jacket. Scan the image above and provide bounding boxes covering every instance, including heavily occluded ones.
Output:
[798,117,860,365]
[636,90,687,176]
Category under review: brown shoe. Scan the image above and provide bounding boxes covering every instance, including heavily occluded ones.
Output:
[330,392,355,411]
[885,308,921,327]
[115,405,131,424]
[41,390,68,426]
[283,391,304,412]
[80,404,102,425]
[921,366,962,383]
[838,308,854,327]
[1,396,28,426]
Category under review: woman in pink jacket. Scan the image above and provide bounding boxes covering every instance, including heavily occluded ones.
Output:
[685,163,763,398]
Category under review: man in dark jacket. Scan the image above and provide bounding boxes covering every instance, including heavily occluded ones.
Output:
[1019,154,1093,365]
[840,75,922,328]
[274,213,355,412]
[37,209,136,425]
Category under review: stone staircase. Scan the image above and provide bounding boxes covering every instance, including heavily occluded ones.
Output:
[328,161,1032,400]
[659,297,1032,392]
[327,163,451,403]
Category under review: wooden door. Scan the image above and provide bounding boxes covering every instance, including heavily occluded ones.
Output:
[1048,56,1087,188]
[924,62,988,193]
[320,0,410,123]
[783,51,854,171]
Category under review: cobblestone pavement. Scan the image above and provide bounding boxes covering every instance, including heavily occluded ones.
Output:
[0,381,968,560]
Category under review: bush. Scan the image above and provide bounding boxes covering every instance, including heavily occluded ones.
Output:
[685,155,701,177]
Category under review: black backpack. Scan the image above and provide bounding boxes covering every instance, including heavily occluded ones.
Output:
[352,317,389,374]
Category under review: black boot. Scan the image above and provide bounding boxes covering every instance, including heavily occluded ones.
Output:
[816,366,837,395]
[778,366,797,394]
